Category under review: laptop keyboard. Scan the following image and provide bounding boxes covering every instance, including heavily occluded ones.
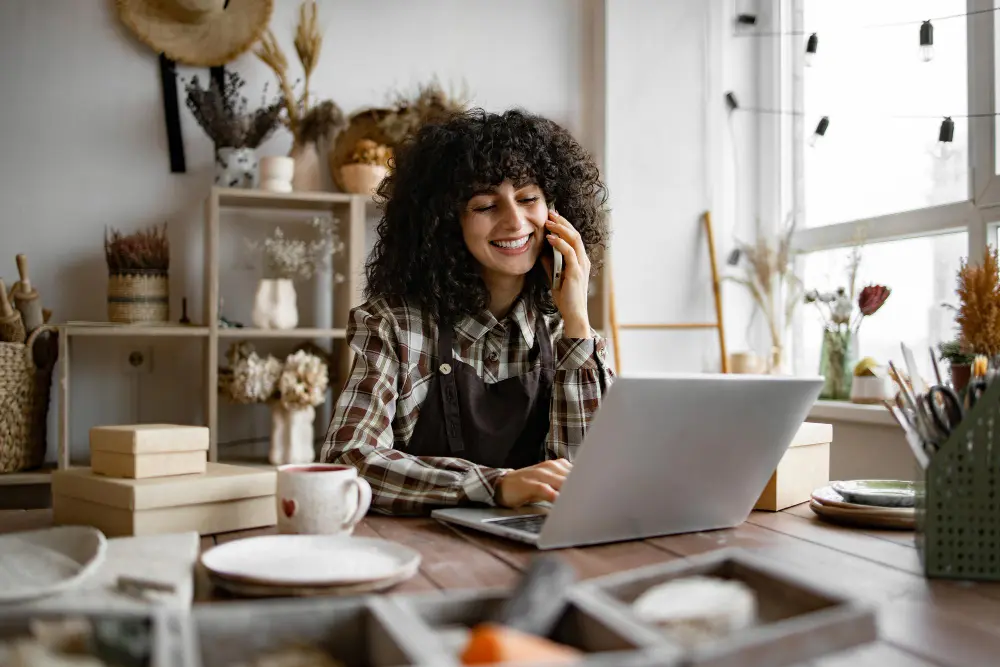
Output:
[488,514,547,534]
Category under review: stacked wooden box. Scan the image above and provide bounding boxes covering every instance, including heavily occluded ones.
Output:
[754,422,832,512]
[52,424,276,537]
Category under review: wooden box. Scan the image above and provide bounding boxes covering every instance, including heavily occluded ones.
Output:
[754,422,832,511]
[90,424,209,479]
[188,596,439,667]
[52,463,276,538]
[390,587,684,666]
[0,607,186,667]
[576,548,877,667]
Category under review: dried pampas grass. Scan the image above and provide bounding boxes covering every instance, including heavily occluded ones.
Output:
[105,224,169,273]
[956,246,1000,357]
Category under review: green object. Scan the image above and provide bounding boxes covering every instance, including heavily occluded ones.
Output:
[831,480,919,508]
[819,329,855,400]
[916,375,1000,581]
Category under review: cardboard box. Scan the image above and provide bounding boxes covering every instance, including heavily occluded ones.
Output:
[89,424,209,479]
[52,463,276,537]
[754,422,832,512]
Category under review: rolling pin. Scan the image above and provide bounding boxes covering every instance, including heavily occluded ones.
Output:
[0,279,26,343]
[11,254,44,334]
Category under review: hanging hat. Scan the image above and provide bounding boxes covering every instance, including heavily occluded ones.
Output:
[116,0,274,67]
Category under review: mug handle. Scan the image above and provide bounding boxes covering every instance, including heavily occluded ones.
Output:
[340,477,372,531]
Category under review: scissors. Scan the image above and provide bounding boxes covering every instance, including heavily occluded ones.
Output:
[920,380,988,441]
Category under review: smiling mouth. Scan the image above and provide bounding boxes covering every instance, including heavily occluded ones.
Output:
[489,234,532,250]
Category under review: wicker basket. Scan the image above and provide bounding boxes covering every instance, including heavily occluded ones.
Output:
[0,326,58,473]
[339,164,388,196]
[107,270,169,324]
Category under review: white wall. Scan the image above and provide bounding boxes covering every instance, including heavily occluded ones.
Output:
[605,0,762,373]
[1,0,758,464]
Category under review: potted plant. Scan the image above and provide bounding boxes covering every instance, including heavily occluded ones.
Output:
[950,245,1000,389]
[255,1,348,191]
[939,340,975,391]
[339,139,392,196]
[104,224,170,324]
[219,343,328,465]
[246,217,345,330]
[184,70,283,188]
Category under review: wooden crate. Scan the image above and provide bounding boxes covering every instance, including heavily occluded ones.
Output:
[389,587,684,666]
[188,596,437,667]
[575,548,877,667]
[0,607,187,667]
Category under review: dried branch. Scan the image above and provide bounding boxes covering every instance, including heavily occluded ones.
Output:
[254,29,299,138]
[294,1,321,109]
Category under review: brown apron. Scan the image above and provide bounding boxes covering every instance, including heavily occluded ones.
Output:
[405,314,555,472]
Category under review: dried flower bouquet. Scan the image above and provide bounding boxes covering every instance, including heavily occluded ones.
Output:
[246,216,346,282]
[219,342,328,411]
[184,70,283,149]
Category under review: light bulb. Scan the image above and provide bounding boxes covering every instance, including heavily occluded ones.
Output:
[805,33,818,67]
[920,21,934,62]
[809,116,829,147]
[936,116,955,158]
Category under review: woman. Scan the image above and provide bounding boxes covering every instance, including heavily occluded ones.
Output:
[320,108,615,516]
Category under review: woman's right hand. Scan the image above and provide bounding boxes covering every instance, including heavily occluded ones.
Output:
[494,459,572,508]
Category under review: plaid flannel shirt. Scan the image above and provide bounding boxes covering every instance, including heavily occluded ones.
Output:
[320,295,615,515]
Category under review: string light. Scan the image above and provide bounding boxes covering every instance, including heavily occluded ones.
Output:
[725,92,739,112]
[919,20,935,62]
[805,33,818,67]
[937,116,955,157]
[809,116,830,147]
[737,14,757,26]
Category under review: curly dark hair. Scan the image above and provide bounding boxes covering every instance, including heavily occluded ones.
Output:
[364,107,610,322]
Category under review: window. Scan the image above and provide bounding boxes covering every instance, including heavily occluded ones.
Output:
[764,0,1000,381]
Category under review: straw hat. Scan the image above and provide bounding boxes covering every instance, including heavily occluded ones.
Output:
[116,0,274,67]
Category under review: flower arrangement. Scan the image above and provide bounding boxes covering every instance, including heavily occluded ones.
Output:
[804,283,892,334]
[377,79,470,145]
[104,224,169,273]
[954,246,1000,358]
[347,139,392,168]
[254,1,347,149]
[220,342,328,411]
[247,216,346,282]
[724,214,802,373]
[183,70,283,149]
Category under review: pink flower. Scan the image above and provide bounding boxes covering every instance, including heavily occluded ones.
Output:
[858,284,891,316]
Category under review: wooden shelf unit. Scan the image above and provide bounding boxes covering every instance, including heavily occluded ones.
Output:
[54,187,370,471]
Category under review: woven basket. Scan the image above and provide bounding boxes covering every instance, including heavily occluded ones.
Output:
[0,326,57,473]
[108,270,169,323]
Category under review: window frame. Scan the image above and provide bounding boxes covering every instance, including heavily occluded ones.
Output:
[759,0,1000,374]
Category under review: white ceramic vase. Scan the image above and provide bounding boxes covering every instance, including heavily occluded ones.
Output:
[251,278,298,330]
[269,403,316,466]
[259,156,295,193]
[215,147,258,188]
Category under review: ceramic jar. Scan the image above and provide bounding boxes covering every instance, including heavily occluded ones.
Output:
[259,156,295,193]
[215,147,258,188]
[251,278,298,330]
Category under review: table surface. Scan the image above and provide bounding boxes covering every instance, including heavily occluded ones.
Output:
[3,504,1000,667]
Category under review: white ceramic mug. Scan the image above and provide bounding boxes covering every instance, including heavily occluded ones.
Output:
[276,464,372,535]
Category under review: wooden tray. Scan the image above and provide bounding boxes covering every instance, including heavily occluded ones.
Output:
[187,595,437,666]
[389,587,684,666]
[575,547,877,667]
[0,607,186,667]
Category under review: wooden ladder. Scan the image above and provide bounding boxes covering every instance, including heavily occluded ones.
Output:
[608,211,729,373]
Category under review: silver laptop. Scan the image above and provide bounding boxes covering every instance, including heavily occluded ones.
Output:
[431,372,824,550]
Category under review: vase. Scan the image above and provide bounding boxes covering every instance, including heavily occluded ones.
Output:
[950,363,971,393]
[289,142,323,191]
[819,328,856,400]
[215,147,258,188]
[269,403,316,466]
[259,156,295,193]
[251,278,298,330]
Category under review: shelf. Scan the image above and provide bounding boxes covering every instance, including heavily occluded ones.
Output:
[214,186,371,212]
[0,463,55,486]
[216,328,347,339]
[63,322,210,337]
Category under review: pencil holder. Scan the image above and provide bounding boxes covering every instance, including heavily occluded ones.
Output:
[916,377,1000,581]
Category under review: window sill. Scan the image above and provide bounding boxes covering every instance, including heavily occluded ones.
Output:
[808,400,897,427]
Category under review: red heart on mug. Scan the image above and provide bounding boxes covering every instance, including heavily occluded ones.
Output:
[281,498,297,518]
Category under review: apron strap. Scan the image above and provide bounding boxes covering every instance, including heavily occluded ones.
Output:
[535,314,555,372]
[437,323,466,454]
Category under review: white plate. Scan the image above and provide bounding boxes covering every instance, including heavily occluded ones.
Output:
[200,535,421,587]
[0,526,107,603]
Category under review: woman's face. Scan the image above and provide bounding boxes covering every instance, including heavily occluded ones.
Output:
[460,180,549,282]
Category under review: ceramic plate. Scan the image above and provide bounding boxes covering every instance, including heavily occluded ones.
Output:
[830,480,920,508]
[809,500,915,530]
[811,486,915,515]
[201,535,421,587]
[207,557,420,598]
[0,526,107,603]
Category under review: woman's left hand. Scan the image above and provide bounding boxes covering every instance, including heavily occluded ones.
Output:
[542,210,592,339]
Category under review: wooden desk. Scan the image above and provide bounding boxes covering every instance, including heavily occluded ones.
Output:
[3,505,1000,667]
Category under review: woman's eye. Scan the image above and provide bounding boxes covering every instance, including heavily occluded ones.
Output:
[519,197,539,204]
[472,204,494,212]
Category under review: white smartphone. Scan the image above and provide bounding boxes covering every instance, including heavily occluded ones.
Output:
[551,247,564,290]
